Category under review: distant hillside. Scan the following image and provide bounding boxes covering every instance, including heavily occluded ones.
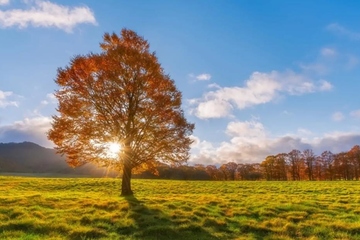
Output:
[0,142,118,177]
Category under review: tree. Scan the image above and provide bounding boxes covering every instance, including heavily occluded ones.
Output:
[303,149,316,180]
[48,29,194,196]
[320,150,334,180]
[205,165,222,180]
[348,145,360,180]
[334,152,350,180]
[237,163,262,180]
[193,164,211,180]
[261,154,287,181]
[237,163,249,180]
[313,155,324,180]
[261,155,276,180]
[220,162,238,180]
[286,149,304,181]
[274,153,288,181]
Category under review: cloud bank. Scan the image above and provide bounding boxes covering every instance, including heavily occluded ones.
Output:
[0,0,96,32]
[190,120,360,165]
[0,0,9,6]
[190,70,333,119]
[0,116,53,147]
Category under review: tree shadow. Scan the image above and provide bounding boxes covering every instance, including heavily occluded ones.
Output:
[121,195,219,240]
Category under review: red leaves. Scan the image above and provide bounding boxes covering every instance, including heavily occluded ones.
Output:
[48,28,194,174]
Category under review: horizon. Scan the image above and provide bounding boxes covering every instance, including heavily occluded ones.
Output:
[1,1,360,165]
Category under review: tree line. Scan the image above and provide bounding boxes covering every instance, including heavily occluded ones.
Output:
[135,145,360,181]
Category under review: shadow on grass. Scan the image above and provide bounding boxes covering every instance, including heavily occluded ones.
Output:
[122,195,219,240]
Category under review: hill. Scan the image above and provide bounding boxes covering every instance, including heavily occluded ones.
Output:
[0,142,117,177]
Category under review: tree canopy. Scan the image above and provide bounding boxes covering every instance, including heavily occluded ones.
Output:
[48,29,194,195]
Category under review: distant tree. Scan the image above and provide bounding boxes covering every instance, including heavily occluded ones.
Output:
[237,163,262,180]
[313,155,324,180]
[334,152,351,180]
[237,163,249,180]
[261,154,287,181]
[274,153,288,181]
[193,164,206,172]
[193,164,211,180]
[303,149,316,180]
[220,162,238,180]
[177,165,195,180]
[348,145,360,180]
[249,163,263,180]
[286,149,303,181]
[261,155,276,180]
[205,165,222,180]
[48,29,194,196]
[320,150,334,180]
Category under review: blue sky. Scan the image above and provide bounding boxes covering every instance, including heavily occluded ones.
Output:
[1,0,360,165]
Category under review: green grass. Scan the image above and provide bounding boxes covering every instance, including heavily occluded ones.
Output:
[0,177,360,239]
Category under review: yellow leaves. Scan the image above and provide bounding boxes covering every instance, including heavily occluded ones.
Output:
[133,161,160,176]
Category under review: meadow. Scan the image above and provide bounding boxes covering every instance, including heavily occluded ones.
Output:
[0,177,359,240]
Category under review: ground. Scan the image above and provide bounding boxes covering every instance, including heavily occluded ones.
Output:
[0,177,360,239]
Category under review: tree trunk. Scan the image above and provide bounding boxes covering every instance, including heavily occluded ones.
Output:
[121,159,133,196]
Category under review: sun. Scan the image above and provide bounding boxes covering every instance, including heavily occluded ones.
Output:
[105,142,122,159]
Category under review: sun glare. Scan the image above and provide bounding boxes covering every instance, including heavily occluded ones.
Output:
[105,142,121,159]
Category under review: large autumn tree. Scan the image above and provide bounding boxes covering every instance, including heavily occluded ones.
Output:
[48,29,194,196]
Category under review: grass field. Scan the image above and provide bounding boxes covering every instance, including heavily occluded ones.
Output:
[0,177,360,240]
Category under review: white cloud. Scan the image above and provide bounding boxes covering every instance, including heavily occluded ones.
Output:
[300,47,337,75]
[282,110,291,115]
[300,45,358,75]
[321,47,337,58]
[190,70,332,119]
[299,62,328,75]
[191,98,233,119]
[41,93,57,105]
[207,83,220,89]
[196,73,211,81]
[0,90,18,108]
[332,112,345,122]
[190,119,360,164]
[189,73,212,81]
[0,0,97,32]
[326,23,360,40]
[226,120,266,143]
[189,135,218,165]
[297,128,312,136]
[350,110,360,119]
[190,120,269,163]
[319,80,333,91]
[0,116,53,147]
[0,0,10,6]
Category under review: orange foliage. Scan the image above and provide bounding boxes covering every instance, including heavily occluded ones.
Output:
[48,29,194,181]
